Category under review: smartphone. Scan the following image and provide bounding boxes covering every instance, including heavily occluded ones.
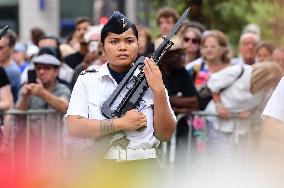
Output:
[27,69,37,83]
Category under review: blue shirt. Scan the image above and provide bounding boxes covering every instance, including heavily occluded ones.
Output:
[4,62,21,102]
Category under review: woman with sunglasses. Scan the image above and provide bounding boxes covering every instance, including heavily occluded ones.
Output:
[182,27,202,67]
[187,30,231,110]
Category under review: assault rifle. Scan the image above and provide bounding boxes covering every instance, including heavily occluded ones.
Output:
[101,8,190,119]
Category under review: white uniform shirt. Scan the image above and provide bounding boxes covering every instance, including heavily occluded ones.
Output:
[205,64,264,134]
[263,76,284,122]
[67,62,175,149]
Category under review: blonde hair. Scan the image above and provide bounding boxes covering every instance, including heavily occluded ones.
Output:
[251,62,283,94]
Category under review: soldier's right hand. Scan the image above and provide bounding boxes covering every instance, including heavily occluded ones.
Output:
[117,109,147,131]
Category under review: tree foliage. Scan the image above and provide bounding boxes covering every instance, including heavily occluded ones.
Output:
[145,0,284,49]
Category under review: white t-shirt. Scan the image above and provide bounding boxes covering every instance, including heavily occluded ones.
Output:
[205,64,264,134]
[263,76,284,122]
[66,62,175,149]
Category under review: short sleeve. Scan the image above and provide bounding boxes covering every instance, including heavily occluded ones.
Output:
[164,88,177,122]
[263,77,284,122]
[208,65,243,93]
[66,75,89,118]
[56,84,71,102]
[0,67,10,88]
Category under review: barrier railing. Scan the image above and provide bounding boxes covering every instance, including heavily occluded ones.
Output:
[0,109,255,179]
[162,111,247,167]
[0,109,65,176]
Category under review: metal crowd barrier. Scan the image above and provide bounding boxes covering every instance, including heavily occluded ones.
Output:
[0,109,65,176]
[0,109,255,181]
[161,111,258,188]
[161,111,250,168]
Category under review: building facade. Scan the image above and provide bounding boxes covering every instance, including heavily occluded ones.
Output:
[0,0,140,41]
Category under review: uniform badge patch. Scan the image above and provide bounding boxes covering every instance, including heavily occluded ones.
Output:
[121,18,127,28]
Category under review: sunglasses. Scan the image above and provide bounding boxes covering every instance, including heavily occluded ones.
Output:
[183,37,200,44]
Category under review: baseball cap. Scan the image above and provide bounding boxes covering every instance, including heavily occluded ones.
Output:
[32,54,61,66]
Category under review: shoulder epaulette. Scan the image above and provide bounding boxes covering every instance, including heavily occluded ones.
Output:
[80,69,97,75]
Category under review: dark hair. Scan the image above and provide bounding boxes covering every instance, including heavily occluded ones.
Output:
[39,35,61,47]
[137,26,152,44]
[38,46,60,60]
[256,41,275,55]
[101,24,138,45]
[39,35,63,61]
[160,48,185,74]
[3,30,17,47]
[184,21,206,33]
[31,28,45,46]
[156,7,179,26]
[75,17,92,28]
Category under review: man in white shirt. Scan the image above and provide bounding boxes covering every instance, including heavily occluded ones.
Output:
[232,32,259,65]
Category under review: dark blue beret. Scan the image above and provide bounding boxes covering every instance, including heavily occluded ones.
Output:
[101,11,134,42]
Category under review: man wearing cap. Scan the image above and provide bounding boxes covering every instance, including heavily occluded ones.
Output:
[66,11,176,187]
[16,54,70,113]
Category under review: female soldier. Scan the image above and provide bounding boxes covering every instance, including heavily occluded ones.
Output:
[66,11,176,188]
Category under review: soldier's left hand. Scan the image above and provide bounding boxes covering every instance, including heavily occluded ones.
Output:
[143,57,164,93]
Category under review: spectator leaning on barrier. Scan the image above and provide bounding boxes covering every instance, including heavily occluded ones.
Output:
[16,54,70,113]
[0,30,21,103]
[0,67,13,154]
[205,63,282,158]
[157,36,199,162]
[232,32,260,65]
[182,26,202,67]
[272,47,284,72]
[256,41,275,63]
[156,36,199,114]
[187,30,231,110]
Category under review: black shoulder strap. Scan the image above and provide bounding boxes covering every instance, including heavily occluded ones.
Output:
[219,66,244,93]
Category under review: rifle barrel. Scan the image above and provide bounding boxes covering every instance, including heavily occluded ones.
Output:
[166,7,191,40]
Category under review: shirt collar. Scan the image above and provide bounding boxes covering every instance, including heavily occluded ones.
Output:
[98,61,139,82]
[98,61,111,77]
